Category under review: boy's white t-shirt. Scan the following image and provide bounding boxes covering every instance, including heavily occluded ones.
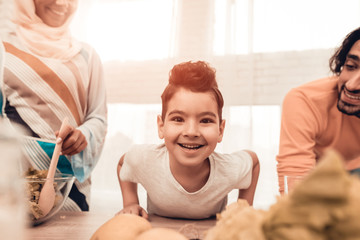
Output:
[120,144,253,219]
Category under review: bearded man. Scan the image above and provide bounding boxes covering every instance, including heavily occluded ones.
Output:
[277,27,360,194]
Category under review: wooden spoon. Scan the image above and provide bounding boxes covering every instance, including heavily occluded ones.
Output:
[38,117,69,217]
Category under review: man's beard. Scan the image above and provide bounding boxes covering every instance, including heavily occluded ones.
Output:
[337,85,360,118]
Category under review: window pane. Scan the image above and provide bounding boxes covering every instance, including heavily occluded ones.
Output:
[214,0,360,54]
[234,0,249,54]
[213,0,249,55]
[80,0,175,62]
[253,0,360,52]
[213,0,227,55]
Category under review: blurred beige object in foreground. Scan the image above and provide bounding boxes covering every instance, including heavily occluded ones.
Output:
[0,119,26,240]
[135,228,187,240]
[90,214,151,240]
[263,149,360,240]
[205,150,360,240]
[204,199,266,240]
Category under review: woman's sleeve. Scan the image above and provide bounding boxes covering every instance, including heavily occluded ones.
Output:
[70,48,108,182]
[276,89,321,194]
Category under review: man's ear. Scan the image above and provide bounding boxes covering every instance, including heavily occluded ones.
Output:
[157,115,165,139]
[218,119,226,143]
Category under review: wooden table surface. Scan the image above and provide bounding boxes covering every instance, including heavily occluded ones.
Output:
[25,211,217,240]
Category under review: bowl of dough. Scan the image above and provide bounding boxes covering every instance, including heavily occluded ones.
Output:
[24,168,75,226]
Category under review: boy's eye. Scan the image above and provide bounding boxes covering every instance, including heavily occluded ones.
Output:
[171,117,183,122]
[201,118,215,124]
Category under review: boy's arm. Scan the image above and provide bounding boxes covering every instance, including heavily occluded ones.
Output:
[238,150,260,206]
[116,154,148,219]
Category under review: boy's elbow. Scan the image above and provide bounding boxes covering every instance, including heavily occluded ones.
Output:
[117,154,126,177]
[253,153,259,171]
[253,154,260,178]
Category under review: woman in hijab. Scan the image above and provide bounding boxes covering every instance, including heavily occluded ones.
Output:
[0,0,107,211]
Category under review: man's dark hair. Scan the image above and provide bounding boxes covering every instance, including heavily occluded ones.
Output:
[330,27,360,75]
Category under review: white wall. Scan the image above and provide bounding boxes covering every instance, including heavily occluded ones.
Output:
[104,49,333,105]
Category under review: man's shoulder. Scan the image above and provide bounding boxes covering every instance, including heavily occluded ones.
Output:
[281,76,341,125]
[293,76,337,91]
[286,76,338,103]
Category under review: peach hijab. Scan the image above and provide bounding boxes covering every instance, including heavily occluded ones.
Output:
[12,0,81,61]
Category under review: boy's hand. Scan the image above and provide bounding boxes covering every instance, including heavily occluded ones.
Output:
[116,204,149,219]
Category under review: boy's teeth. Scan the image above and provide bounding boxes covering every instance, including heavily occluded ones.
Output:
[184,144,196,148]
[181,144,201,149]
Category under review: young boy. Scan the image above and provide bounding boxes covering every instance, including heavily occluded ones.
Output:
[117,61,260,219]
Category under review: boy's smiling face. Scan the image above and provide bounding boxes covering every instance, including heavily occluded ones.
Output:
[157,87,225,168]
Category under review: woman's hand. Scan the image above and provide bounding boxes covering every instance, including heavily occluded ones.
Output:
[55,125,87,156]
[116,204,149,219]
